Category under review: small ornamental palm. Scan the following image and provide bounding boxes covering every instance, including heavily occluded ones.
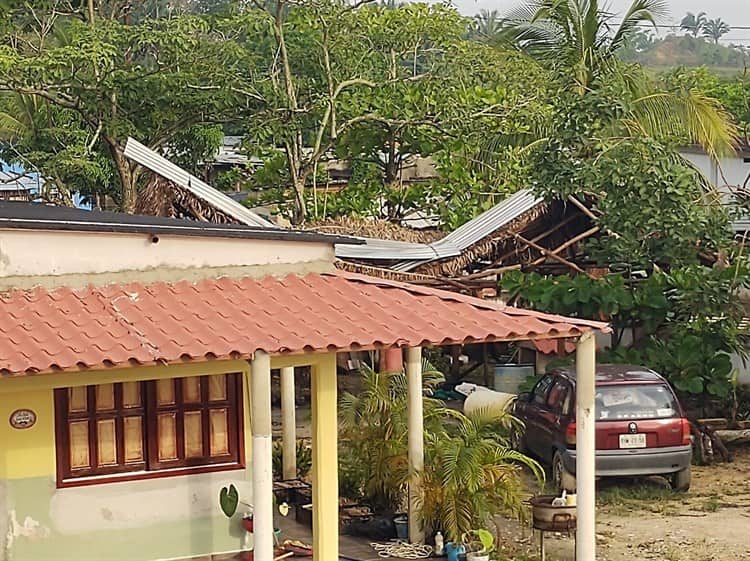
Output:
[339,362,543,542]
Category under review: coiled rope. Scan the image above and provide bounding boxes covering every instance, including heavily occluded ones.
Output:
[370,540,434,559]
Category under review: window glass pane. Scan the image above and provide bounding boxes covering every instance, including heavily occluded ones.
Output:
[69,421,90,469]
[157,413,178,461]
[208,375,227,402]
[209,409,230,456]
[124,416,144,463]
[533,376,554,405]
[96,384,115,411]
[157,379,175,406]
[97,419,117,466]
[546,381,568,412]
[596,384,679,420]
[122,382,141,409]
[69,386,87,413]
[184,411,204,458]
[183,377,201,404]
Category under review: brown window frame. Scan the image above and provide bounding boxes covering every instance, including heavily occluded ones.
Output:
[54,374,244,488]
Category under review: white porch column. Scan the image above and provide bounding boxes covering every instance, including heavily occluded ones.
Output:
[406,346,425,544]
[251,351,274,561]
[280,366,297,480]
[576,332,597,561]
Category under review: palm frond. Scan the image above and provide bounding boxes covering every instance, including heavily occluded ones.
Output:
[0,110,26,141]
[610,0,668,54]
[629,90,738,160]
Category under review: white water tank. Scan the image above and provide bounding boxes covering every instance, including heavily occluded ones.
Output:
[463,389,517,416]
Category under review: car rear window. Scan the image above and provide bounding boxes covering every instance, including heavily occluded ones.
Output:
[595,384,679,420]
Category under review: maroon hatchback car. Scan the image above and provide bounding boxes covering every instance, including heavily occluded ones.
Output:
[511,364,693,492]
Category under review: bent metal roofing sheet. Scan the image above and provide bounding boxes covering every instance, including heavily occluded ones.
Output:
[123,138,276,229]
[334,189,544,269]
[0,272,607,376]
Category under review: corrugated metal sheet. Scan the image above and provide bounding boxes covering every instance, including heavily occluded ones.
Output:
[334,189,544,269]
[334,238,449,261]
[123,138,276,229]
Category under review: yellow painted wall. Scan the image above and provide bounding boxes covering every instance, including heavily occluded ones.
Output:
[0,389,56,479]
[0,353,334,561]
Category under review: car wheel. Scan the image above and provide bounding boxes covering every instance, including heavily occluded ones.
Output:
[670,465,691,492]
[510,426,527,453]
[552,451,576,493]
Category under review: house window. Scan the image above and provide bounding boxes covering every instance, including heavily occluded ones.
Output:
[54,374,243,485]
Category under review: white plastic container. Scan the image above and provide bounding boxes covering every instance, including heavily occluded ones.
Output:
[434,531,444,555]
[463,389,516,416]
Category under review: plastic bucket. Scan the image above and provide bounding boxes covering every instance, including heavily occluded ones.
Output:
[494,364,534,394]
[445,542,466,561]
[393,514,408,540]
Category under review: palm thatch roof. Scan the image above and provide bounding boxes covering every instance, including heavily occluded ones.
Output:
[136,175,243,224]
[308,216,442,244]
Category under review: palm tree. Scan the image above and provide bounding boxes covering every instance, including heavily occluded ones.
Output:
[504,0,669,92]
[338,364,541,539]
[680,11,707,37]
[497,0,737,160]
[702,18,731,45]
[0,93,37,142]
[473,9,504,42]
[420,407,543,540]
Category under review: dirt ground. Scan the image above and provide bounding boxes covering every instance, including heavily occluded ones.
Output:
[497,447,750,561]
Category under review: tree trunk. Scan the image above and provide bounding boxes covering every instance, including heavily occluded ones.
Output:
[290,175,306,225]
[109,141,136,213]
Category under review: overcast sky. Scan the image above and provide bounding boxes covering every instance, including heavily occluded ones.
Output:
[450,0,750,44]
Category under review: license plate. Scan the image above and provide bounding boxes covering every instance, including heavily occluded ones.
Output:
[619,433,646,449]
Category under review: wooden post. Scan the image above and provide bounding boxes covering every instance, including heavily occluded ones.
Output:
[280,366,297,480]
[576,333,597,561]
[311,353,339,561]
[406,346,425,544]
[251,351,273,561]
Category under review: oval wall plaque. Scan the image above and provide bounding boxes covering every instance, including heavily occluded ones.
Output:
[9,409,36,429]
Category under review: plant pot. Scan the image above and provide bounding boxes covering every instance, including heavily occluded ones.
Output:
[466,553,490,561]
[445,542,466,561]
[393,514,408,540]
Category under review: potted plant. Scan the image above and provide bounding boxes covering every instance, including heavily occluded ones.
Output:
[218,484,289,538]
[462,529,494,561]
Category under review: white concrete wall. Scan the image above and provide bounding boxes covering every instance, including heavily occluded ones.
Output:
[680,150,750,201]
[729,352,750,386]
[0,229,334,278]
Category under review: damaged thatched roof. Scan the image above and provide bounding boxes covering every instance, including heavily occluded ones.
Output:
[136,174,249,225]
[308,216,442,244]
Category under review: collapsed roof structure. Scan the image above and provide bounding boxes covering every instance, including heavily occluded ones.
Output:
[125,138,601,294]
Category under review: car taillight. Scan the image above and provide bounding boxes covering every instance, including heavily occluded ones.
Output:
[681,418,692,446]
[565,422,576,446]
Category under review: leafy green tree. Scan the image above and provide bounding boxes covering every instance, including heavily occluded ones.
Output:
[702,17,731,45]
[0,14,239,210]
[680,11,707,37]
[502,263,748,401]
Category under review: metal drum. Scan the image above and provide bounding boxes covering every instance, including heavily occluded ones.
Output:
[530,495,577,532]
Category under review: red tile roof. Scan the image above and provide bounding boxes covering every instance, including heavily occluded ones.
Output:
[0,272,607,376]
[532,339,579,356]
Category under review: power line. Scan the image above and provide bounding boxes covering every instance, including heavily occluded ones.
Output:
[609,21,750,30]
